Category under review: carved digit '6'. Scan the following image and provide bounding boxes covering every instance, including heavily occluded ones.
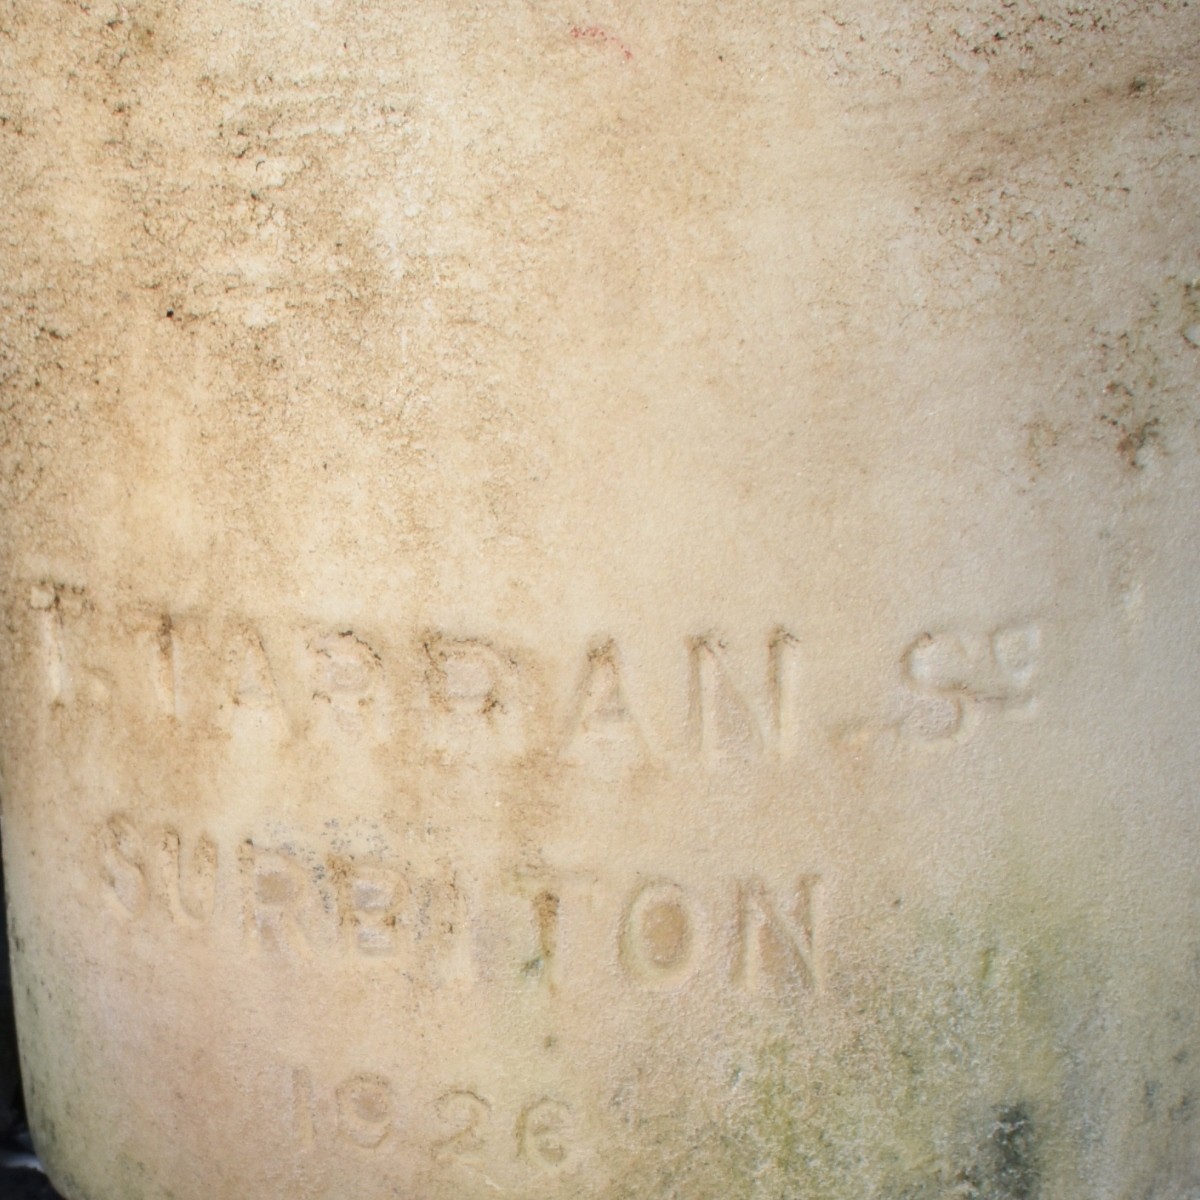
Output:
[430,1090,574,1171]
[516,1097,573,1167]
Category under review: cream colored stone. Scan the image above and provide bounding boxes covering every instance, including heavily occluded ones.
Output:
[1,3,1199,1198]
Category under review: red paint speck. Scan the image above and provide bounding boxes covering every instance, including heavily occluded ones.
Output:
[570,24,633,61]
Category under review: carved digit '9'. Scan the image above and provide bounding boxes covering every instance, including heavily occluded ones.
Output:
[335,1074,393,1149]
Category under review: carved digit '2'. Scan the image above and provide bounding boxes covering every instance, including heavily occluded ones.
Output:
[431,1090,491,1162]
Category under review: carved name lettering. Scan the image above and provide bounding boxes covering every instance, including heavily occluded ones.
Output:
[100,817,216,924]
[98,817,821,996]
[620,880,702,989]
[687,630,808,765]
[899,622,1041,743]
[27,579,1044,763]
[24,584,826,768]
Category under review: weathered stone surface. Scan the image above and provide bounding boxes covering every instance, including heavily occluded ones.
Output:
[1,3,1199,1198]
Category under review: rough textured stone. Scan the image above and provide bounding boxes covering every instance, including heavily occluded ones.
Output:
[0,3,1199,1198]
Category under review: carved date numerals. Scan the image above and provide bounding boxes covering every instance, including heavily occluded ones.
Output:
[290,1069,577,1173]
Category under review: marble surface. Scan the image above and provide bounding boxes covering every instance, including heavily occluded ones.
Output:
[0,4,1198,1199]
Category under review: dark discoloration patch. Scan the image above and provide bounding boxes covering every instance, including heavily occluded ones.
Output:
[1023,418,1063,480]
[1099,387,1161,471]
[956,1103,1040,1200]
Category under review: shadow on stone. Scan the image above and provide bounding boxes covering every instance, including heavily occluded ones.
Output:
[0,843,65,1200]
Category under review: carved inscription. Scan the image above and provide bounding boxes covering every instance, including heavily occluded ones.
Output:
[733,876,819,993]
[29,583,109,706]
[688,631,805,764]
[23,585,820,764]
[98,817,821,995]
[29,584,66,705]
[290,1069,579,1175]
[336,1074,394,1149]
[689,636,764,763]
[26,580,1045,761]
[157,828,218,926]
[151,617,182,718]
[238,842,315,958]
[431,1090,490,1163]
[620,880,702,990]
[422,634,525,757]
[100,818,218,924]
[424,636,511,717]
[329,857,413,957]
[900,622,1041,743]
[222,73,412,149]
[769,629,805,761]
[516,1098,574,1167]
[100,816,150,918]
[515,881,562,988]
[562,640,646,762]
[309,631,382,728]
[231,634,281,709]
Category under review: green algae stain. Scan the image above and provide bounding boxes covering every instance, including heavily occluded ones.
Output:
[598,890,1113,1200]
[714,923,1054,1198]
[593,824,1200,1200]
[746,1039,806,1187]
